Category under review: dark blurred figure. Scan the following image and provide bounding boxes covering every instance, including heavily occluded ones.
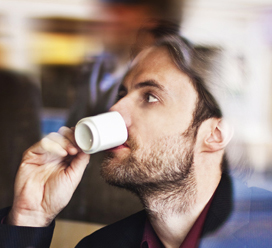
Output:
[63,0,182,224]
[0,69,42,209]
[67,1,182,125]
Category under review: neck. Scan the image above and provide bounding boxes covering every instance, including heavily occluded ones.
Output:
[139,171,196,219]
[138,156,222,248]
[141,184,197,248]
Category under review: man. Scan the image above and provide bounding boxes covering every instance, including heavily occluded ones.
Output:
[1,34,272,248]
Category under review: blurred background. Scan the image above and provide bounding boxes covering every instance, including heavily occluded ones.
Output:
[0,0,272,247]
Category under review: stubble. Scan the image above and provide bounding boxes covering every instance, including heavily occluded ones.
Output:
[101,129,197,215]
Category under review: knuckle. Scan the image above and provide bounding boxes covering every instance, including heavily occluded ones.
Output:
[46,132,63,143]
[22,147,30,157]
[22,149,32,160]
[58,126,69,134]
[47,132,59,139]
[40,136,52,150]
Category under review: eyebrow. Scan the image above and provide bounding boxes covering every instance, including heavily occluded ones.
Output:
[118,79,167,93]
[134,80,167,92]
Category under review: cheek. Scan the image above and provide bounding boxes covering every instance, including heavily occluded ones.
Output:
[135,115,183,145]
[129,115,163,146]
[129,106,193,145]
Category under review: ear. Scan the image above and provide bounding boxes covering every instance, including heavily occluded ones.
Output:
[202,118,233,152]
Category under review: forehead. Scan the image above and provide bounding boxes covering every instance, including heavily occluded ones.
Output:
[123,46,198,104]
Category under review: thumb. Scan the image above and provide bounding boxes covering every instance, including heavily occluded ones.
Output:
[65,152,90,185]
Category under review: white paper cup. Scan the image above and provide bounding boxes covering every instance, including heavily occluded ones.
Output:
[74,111,128,154]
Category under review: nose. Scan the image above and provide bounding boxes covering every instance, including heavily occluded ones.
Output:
[109,98,132,128]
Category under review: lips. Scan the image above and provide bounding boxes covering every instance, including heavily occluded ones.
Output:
[123,142,129,148]
[115,142,129,150]
[107,142,129,152]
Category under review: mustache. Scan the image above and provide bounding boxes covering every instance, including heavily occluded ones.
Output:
[125,135,139,152]
[102,135,140,162]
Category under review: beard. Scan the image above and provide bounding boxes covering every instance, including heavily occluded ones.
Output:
[101,127,198,215]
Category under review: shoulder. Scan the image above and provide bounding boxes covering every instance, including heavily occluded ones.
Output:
[230,176,272,221]
[233,178,272,213]
[200,174,272,247]
[250,185,272,199]
[247,185,272,222]
[230,179,272,247]
[75,210,146,248]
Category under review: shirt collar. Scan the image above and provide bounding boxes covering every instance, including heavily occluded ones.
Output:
[141,196,213,248]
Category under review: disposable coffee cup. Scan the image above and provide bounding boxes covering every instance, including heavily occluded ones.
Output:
[74,111,128,154]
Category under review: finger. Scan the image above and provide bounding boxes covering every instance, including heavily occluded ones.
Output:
[34,135,69,155]
[46,132,78,155]
[23,137,68,164]
[58,126,78,149]
[65,152,90,186]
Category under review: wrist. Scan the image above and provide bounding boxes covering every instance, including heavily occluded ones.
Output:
[7,207,54,227]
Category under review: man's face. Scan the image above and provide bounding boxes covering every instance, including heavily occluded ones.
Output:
[101,46,199,192]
